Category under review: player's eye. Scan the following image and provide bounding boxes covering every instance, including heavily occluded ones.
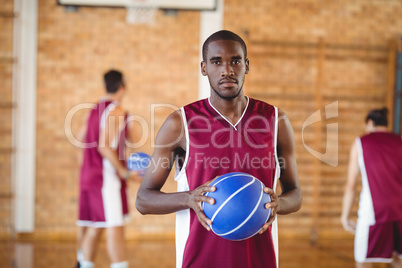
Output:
[232,60,241,64]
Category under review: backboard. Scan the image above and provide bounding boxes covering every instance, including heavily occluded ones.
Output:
[58,0,217,10]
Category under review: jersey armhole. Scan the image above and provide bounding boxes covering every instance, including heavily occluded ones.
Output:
[174,107,190,181]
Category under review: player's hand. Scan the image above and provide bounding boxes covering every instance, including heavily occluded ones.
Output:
[120,169,143,183]
[137,169,146,178]
[128,170,144,182]
[259,187,279,234]
[341,218,356,234]
[188,180,216,231]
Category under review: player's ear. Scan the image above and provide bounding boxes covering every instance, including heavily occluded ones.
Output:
[245,58,249,74]
[201,61,207,76]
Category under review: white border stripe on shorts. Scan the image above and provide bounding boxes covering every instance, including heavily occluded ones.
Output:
[102,159,125,227]
[355,137,376,263]
[76,220,93,227]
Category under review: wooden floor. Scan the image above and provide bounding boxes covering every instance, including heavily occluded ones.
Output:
[0,238,390,268]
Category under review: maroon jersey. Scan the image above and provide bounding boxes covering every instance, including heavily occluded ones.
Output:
[80,100,127,189]
[357,132,402,223]
[77,100,129,227]
[175,97,280,268]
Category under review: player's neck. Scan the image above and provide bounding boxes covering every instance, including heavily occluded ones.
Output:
[371,126,388,133]
[103,93,122,102]
[209,94,248,124]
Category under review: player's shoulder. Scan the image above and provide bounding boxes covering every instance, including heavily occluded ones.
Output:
[156,109,185,147]
[276,108,293,133]
[277,108,287,118]
[248,97,277,113]
[361,131,401,145]
[165,109,183,127]
[108,102,126,116]
[250,97,272,105]
[183,98,206,110]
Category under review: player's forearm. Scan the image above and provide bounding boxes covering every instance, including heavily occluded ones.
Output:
[277,187,302,215]
[342,142,359,222]
[136,189,191,215]
[98,146,127,177]
[341,187,355,221]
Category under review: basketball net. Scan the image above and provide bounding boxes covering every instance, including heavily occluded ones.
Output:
[126,0,157,25]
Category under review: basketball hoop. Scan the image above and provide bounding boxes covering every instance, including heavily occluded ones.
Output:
[126,0,158,25]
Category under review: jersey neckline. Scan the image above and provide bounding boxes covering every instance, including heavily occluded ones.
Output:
[207,96,250,131]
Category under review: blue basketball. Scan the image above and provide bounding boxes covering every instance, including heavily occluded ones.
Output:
[202,172,271,241]
[127,152,151,174]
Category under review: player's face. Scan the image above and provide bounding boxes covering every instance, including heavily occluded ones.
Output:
[201,40,249,100]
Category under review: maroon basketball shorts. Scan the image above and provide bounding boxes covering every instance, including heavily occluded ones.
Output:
[355,220,402,263]
[77,168,129,228]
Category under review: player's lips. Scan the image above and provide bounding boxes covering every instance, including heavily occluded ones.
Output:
[219,78,237,86]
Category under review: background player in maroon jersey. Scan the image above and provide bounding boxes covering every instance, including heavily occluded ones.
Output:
[341,108,402,268]
[76,70,141,268]
[136,30,302,268]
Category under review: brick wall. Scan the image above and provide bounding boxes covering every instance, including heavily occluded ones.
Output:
[34,0,200,238]
[1,0,401,239]
[0,0,14,237]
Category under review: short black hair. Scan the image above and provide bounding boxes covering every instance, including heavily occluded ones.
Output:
[202,30,247,61]
[104,70,124,93]
[366,107,388,127]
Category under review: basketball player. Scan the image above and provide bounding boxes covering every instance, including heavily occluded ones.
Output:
[341,108,402,268]
[136,30,302,268]
[76,70,141,268]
